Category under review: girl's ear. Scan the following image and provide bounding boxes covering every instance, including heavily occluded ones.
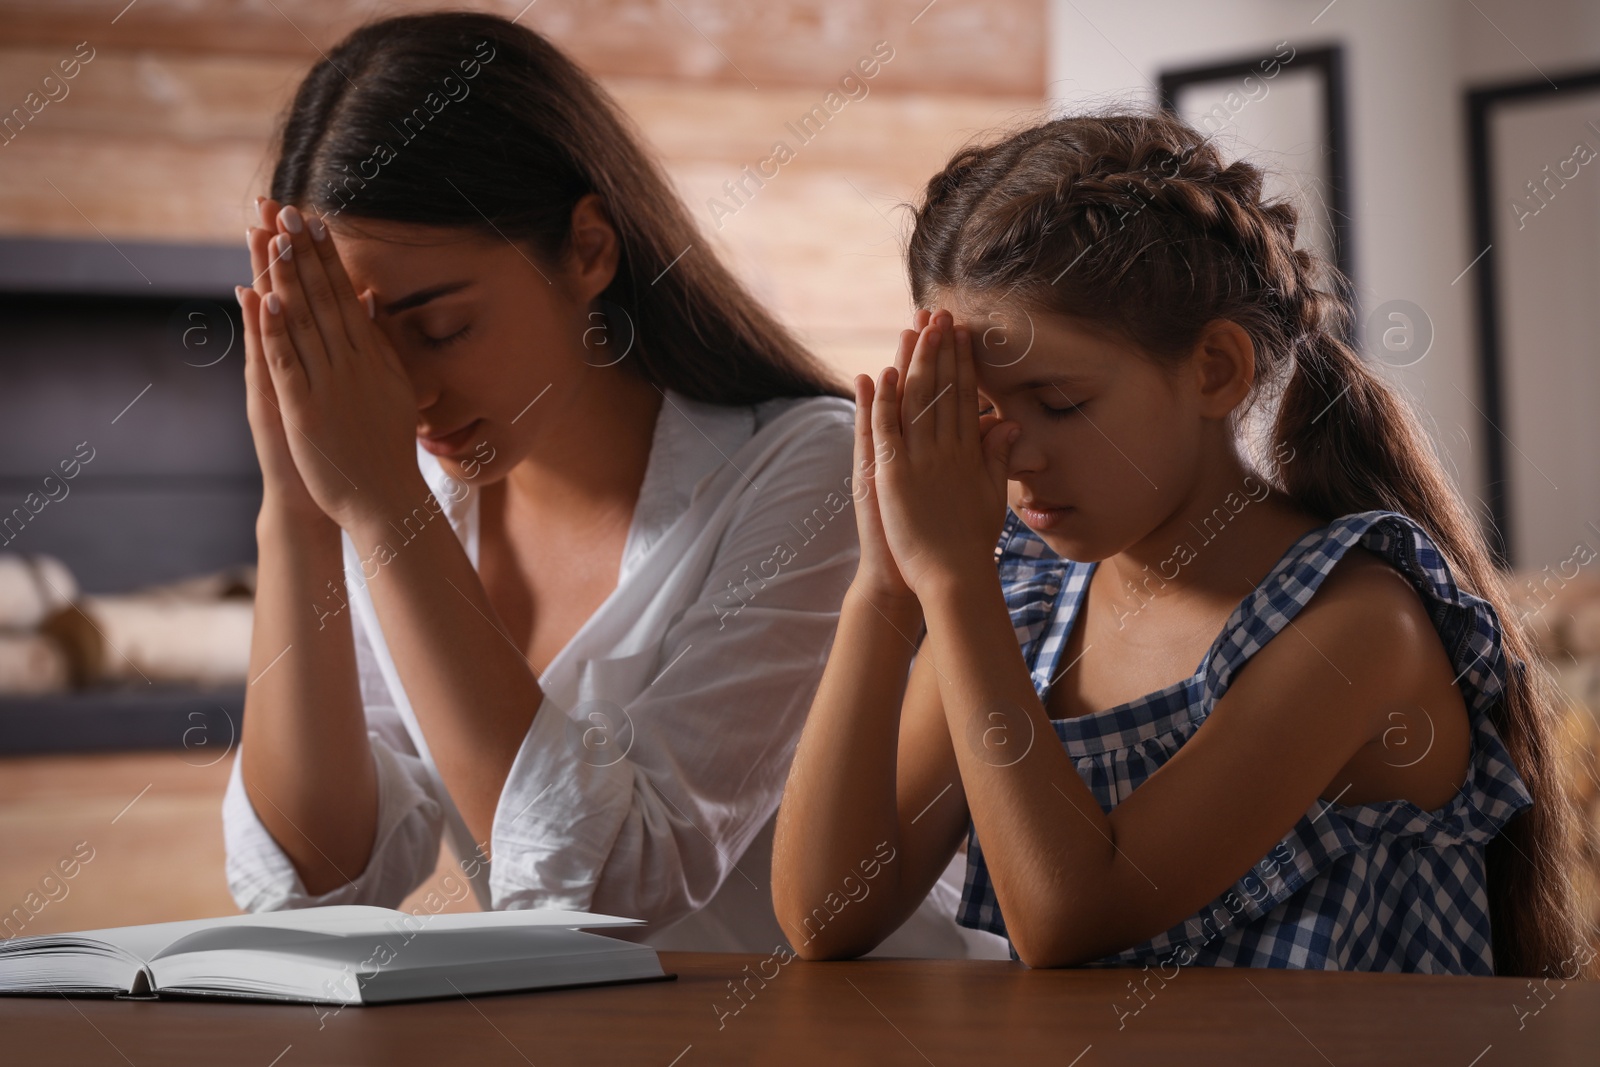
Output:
[1191,318,1255,419]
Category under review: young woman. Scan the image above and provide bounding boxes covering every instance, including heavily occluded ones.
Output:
[772,109,1594,977]
[220,11,989,956]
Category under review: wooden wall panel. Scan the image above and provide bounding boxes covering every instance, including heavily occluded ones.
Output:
[0,133,268,240]
[0,46,296,142]
[616,84,1047,379]
[0,0,1046,391]
[0,56,1042,373]
[0,0,1045,96]
[0,76,1045,243]
[608,79,1046,181]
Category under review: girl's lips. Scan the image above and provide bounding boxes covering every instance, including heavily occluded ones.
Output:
[1018,503,1073,530]
[418,418,481,456]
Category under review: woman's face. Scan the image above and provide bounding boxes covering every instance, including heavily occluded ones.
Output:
[939,290,1209,563]
[319,197,618,488]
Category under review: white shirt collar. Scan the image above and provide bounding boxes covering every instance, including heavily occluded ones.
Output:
[418,387,757,584]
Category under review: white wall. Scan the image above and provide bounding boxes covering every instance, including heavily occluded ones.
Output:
[1047,0,1600,569]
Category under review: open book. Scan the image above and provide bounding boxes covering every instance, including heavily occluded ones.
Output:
[0,905,671,1005]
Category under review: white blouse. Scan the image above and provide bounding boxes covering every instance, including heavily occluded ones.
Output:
[221,388,1008,958]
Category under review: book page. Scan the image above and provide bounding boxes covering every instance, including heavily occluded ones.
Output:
[4,905,643,966]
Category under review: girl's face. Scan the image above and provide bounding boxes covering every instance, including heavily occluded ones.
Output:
[322,200,618,487]
[942,291,1209,563]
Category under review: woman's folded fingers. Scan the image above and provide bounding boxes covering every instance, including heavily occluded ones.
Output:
[249,197,283,296]
[254,281,312,412]
[302,210,379,350]
[276,204,354,364]
[263,226,332,383]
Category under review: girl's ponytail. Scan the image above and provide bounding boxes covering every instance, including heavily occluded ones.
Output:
[907,105,1596,977]
[1268,250,1465,537]
[1271,247,1595,980]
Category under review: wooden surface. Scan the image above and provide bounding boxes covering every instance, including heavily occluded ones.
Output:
[4,952,1596,1065]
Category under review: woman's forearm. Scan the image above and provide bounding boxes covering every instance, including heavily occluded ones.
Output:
[240,504,379,896]
[344,482,545,853]
[772,577,923,957]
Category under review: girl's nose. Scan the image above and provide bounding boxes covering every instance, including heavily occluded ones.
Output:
[1005,429,1044,478]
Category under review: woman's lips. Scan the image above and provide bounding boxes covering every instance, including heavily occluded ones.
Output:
[418,418,482,457]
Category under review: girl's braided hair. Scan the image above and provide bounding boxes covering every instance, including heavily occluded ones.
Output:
[907,107,1595,978]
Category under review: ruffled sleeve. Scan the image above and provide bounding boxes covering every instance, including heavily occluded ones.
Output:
[1120,510,1536,959]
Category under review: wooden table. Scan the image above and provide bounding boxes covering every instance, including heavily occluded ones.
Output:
[5,952,1595,1065]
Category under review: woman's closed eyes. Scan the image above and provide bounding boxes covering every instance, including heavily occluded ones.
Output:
[419,322,474,349]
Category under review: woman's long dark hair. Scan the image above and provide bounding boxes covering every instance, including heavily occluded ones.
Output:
[268,11,847,406]
[906,106,1597,979]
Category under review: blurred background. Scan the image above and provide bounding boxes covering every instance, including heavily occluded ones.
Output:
[1,0,1598,943]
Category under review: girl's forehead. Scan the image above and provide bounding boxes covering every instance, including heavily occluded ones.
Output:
[965,310,1114,389]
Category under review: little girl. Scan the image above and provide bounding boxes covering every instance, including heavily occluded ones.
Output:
[771,109,1593,978]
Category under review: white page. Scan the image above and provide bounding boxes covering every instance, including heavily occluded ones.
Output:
[3,905,644,967]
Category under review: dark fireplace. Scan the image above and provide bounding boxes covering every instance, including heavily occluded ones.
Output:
[0,235,257,755]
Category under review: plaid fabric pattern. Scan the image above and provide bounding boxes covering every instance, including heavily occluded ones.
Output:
[956,509,1535,973]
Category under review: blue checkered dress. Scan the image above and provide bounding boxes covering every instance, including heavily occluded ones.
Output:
[954,508,1535,972]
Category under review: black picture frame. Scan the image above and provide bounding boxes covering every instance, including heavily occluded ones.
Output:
[1465,66,1600,568]
[1158,44,1354,292]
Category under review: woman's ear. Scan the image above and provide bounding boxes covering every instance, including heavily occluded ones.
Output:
[1191,318,1256,419]
[565,192,620,302]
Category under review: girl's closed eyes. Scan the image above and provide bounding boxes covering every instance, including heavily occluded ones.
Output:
[1037,396,1084,418]
[977,396,1084,419]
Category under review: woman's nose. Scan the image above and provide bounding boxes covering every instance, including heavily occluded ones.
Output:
[395,357,441,411]
[406,376,437,412]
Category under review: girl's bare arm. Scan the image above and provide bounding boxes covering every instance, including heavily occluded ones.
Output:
[771,583,976,959]
[772,345,975,959]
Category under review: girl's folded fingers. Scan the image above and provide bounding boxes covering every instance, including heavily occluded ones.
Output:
[853,373,876,477]
[900,317,941,445]
[897,307,932,385]
[894,327,917,387]
[871,364,904,458]
[933,310,958,441]
[954,322,978,445]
